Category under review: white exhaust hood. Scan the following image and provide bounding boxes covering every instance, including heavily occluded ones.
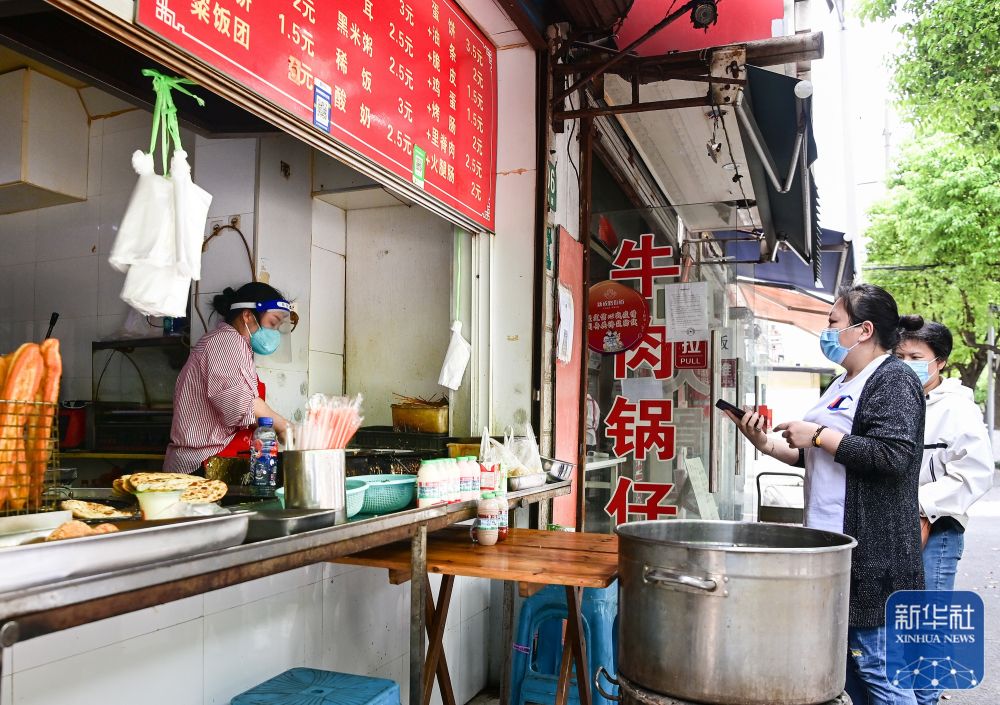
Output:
[0,67,89,214]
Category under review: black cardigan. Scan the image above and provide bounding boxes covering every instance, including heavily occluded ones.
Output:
[826,355,926,627]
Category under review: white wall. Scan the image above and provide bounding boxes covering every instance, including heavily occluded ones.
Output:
[252,135,314,423]
[309,199,347,397]
[190,135,258,341]
[490,44,539,433]
[345,206,454,427]
[0,102,184,402]
[2,564,491,705]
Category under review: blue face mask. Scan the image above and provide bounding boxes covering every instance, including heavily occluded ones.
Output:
[819,323,863,365]
[903,359,937,385]
[249,317,282,355]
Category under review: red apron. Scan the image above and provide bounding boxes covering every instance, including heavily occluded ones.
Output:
[215,377,267,458]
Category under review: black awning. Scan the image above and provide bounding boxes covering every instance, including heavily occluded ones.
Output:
[736,65,822,283]
[721,228,855,299]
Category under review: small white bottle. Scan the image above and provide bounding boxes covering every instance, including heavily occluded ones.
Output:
[446,458,460,503]
[417,459,440,508]
[459,456,480,501]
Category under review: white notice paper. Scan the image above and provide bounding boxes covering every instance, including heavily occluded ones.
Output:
[663,282,709,342]
[557,283,574,364]
[621,377,664,402]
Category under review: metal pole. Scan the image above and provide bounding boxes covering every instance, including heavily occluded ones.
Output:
[409,525,427,705]
[576,116,594,531]
[987,307,997,434]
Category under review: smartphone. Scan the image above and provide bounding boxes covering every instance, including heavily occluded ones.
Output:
[715,398,746,419]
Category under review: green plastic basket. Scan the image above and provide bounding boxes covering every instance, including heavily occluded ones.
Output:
[346,478,368,518]
[354,474,417,514]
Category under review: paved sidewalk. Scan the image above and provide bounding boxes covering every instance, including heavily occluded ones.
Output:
[941,485,1000,703]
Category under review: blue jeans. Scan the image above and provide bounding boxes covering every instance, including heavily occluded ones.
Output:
[913,523,965,705]
[845,626,917,705]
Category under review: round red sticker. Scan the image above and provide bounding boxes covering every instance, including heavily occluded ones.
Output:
[588,281,650,354]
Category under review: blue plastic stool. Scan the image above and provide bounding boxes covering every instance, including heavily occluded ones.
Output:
[231,668,401,705]
[509,582,618,705]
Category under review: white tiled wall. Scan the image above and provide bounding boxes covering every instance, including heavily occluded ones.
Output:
[5,565,492,705]
[308,199,347,397]
[0,104,175,400]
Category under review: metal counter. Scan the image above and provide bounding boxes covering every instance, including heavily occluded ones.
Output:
[0,480,571,704]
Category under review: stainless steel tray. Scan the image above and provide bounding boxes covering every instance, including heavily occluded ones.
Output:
[0,512,251,593]
[245,509,339,542]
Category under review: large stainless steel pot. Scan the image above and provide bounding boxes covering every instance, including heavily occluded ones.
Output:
[617,520,856,705]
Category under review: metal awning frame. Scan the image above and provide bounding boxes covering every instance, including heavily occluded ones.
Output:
[550,32,824,126]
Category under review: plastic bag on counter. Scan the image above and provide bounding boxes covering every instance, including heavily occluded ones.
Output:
[506,423,543,476]
[479,429,513,494]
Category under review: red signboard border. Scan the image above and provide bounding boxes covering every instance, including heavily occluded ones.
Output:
[135,0,498,232]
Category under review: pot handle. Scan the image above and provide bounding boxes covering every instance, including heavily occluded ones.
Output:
[643,566,718,592]
[595,666,621,702]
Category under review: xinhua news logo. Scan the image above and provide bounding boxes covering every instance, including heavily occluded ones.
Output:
[886,591,985,691]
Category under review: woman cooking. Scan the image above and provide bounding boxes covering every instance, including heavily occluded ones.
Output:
[727,284,925,705]
[164,282,292,474]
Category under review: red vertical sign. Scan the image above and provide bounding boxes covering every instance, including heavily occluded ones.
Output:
[137,0,497,231]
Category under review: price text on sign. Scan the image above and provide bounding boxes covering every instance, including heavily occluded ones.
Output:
[139,0,497,231]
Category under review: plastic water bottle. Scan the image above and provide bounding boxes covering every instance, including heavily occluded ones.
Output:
[249,418,279,488]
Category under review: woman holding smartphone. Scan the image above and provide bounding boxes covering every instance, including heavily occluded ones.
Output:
[726,284,926,705]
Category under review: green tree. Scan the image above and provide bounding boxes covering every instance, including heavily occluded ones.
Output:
[858,0,1000,150]
[865,135,1000,390]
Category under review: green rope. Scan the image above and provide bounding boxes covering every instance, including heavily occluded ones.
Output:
[142,69,205,175]
[454,230,462,321]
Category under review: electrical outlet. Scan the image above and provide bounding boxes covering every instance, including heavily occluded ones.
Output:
[229,214,241,230]
[207,217,225,235]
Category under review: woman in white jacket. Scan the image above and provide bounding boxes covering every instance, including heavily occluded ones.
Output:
[896,322,994,705]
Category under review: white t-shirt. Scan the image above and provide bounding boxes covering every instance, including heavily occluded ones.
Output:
[802,355,888,533]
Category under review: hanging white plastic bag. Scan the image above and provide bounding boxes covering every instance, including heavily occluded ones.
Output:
[108,151,175,272]
[108,70,212,317]
[438,321,472,390]
[171,148,212,281]
[438,232,471,390]
[120,262,192,317]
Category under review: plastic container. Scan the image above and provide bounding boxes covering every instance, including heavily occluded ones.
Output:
[459,457,480,501]
[494,465,508,542]
[354,474,417,514]
[472,493,500,546]
[417,460,441,508]
[250,418,279,488]
[346,478,368,518]
[445,458,460,503]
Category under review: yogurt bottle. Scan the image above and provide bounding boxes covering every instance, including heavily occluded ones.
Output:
[472,493,500,545]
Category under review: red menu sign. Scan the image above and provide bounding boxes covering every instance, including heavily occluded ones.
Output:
[138,0,497,231]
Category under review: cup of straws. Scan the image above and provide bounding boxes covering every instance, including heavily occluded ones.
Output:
[282,394,364,522]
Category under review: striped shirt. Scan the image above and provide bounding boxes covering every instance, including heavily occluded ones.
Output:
[164,323,257,473]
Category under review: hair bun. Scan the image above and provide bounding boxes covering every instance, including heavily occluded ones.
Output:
[898,314,924,332]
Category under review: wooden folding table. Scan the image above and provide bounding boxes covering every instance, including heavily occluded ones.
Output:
[339,527,619,705]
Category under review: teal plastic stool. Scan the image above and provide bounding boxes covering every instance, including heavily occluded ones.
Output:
[231,668,400,705]
[509,583,618,705]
